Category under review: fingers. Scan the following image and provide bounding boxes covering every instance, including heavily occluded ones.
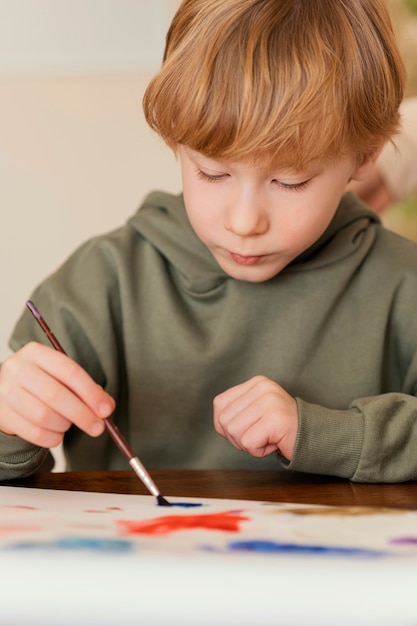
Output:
[0,343,115,447]
[213,375,298,460]
[1,404,69,449]
[20,345,113,432]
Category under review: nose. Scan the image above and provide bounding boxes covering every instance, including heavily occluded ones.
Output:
[224,187,270,237]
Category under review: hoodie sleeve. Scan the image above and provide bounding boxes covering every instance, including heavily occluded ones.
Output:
[289,391,417,483]
[0,432,54,480]
[1,228,127,480]
[287,225,417,484]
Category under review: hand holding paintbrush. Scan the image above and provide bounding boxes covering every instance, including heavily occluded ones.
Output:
[24,300,170,506]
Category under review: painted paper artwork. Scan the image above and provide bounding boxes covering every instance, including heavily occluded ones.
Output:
[1,486,417,556]
[2,486,417,626]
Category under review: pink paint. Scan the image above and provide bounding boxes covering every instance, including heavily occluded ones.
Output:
[0,526,41,536]
[117,510,250,536]
[83,506,123,513]
[0,505,38,511]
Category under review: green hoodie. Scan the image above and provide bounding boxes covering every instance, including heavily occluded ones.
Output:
[2,191,417,482]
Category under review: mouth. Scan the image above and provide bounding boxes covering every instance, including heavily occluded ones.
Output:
[229,252,265,265]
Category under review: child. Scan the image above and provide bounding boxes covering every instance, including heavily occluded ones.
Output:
[0,0,415,483]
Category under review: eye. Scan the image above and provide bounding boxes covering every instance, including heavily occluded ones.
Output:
[196,168,229,183]
[273,178,311,192]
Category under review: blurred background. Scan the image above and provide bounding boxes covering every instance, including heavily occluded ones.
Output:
[1,0,417,364]
[0,0,182,362]
[383,0,417,239]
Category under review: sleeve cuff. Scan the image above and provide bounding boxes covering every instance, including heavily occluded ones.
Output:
[0,432,53,480]
[287,398,364,479]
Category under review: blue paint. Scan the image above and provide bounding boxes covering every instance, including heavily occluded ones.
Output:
[156,496,204,507]
[7,537,133,553]
[227,540,385,557]
[157,496,204,508]
[169,502,204,508]
[56,537,133,551]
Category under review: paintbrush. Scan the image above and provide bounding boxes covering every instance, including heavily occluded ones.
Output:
[26,300,171,506]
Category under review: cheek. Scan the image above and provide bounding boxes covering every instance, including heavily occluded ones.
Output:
[183,190,214,241]
[282,203,336,250]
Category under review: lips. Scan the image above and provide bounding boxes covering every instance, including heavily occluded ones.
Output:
[230,252,265,265]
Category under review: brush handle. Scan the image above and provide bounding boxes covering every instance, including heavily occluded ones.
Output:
[104,418,161,497]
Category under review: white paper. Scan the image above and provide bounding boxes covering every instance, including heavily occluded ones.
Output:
[1,486,417,625]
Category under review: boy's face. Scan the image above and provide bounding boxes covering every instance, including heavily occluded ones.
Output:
[179,146,364,282]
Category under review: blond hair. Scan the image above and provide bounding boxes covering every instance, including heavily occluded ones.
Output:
[143,0,405,169]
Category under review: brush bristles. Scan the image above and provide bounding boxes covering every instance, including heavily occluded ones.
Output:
[157,495,172,507]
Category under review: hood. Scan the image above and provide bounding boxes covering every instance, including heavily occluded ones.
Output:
[128,190,381,293]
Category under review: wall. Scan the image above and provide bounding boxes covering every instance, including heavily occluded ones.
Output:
[1,1,182,362]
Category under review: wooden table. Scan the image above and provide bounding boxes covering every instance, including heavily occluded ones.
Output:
[6,468,417,509]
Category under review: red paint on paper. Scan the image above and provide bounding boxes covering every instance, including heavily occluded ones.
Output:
[117,511,250,536]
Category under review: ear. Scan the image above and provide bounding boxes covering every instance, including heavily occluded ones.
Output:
[350,140,385,182]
